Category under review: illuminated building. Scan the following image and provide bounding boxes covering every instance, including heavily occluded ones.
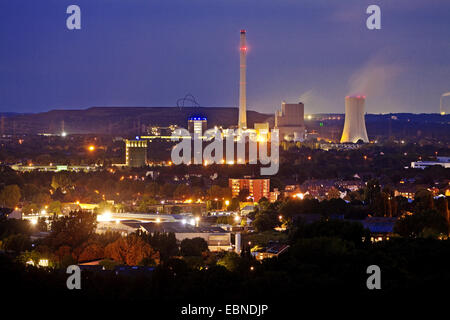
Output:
[275,101,305,141]
[411,156,450,169]
[10,164,97,172]
[252,244,290,261]
[188,116,207,136]
[125,139,147,167]
[340,96,369,143]
[229,178,270,202]
[254,122,269,137]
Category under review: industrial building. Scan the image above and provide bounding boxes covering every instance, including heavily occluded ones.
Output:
[229,178,270,202]
[411,157,450,169]
[188,116,207,136]
[125,139,148,167]
[254,122,270,136]
[340,96,369,143]
[275,101,306,142]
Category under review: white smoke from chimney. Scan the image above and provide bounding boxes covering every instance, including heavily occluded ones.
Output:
[440,92,450,114]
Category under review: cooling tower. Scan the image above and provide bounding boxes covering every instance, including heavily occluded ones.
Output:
[340,96,369,143]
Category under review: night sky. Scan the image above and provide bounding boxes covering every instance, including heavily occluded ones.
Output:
[1,0,449,114]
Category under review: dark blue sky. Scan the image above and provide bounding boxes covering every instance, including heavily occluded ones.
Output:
[1,0,449,114]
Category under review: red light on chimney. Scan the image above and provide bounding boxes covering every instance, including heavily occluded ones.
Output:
[240,46,247,51]
[241,29,246,33]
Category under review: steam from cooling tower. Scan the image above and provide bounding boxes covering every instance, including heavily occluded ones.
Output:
[440,92,450,115]
[340,95,369,143]
[348,57,402,100]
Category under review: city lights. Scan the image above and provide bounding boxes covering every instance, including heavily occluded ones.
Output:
[1,2,448,305]
[294,193,304,200]
[97,210,112,222]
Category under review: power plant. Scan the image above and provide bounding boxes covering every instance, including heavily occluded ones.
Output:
[340,96,369,143]
[238,29,247,130]
[275,101,306,142]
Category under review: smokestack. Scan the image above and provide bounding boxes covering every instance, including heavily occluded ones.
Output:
[341,96,369,143]
[238,29,247,130]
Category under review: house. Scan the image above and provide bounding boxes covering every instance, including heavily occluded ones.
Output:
[139,222,232,252]
[252,244,290,261]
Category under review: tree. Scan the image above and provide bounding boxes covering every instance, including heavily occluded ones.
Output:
[252,203,280,232]
[364,179,381,206]
[22,203,39,215]
[209,185,223,199]
[104,234,160,265]
[217,252,241,271]
[49,211,97,249]
[0,185,21,209]
[51,173,72,191]
[289,219,370,246]
[238,189,250,202]
[160,183,176,198]
[414,189,434,213]
[174,184,191,200]
[253,212,278,232]
[142,231,178,262]
[180,237,208,256]
[32,192,51,208]
[78,243,104,262]
[326,187,340,200]
[394,209,448,238]
[1,234,31,253]
[227,198,240,211]
[48,201,62,215]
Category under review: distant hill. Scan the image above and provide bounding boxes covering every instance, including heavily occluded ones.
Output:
[2,107,447,137]
[2,106,274,135]
[0,112,23,117]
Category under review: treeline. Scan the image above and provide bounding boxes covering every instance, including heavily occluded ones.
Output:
[3,219,450,305]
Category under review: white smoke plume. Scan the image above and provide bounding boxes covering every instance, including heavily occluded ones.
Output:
[347,57,402,97]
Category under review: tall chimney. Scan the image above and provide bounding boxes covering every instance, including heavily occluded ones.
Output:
[238,29,247,130]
